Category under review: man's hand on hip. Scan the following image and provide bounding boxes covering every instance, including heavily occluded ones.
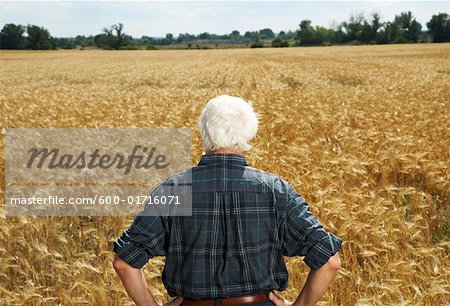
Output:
[269,291,294,306]
[163,296,183,306]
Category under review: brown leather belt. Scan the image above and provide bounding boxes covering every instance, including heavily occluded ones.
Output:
[182,293,269,306]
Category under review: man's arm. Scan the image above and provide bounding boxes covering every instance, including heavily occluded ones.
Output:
[270,179,343,306]
[269,252,341,306]
[113,255,158,306]
[294,252,341,305]
[112,211,175,305]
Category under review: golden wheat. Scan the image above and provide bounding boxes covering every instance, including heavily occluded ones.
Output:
[0,44,449,305]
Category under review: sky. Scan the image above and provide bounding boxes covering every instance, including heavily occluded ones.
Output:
[0,1,449,38]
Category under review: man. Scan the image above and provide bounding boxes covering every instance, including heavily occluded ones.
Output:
[113,94,343,306]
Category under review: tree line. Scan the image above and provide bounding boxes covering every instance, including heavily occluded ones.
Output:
[1,12,449,50]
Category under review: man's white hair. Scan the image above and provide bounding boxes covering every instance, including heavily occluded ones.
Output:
[199,94,258,153]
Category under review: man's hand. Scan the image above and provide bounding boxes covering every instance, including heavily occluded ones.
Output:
[114,255,185,306]
[269,291,294,306]
[275,253,341,306]
[163,296,183,306]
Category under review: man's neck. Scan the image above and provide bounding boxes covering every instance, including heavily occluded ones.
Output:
[207,148,243,155]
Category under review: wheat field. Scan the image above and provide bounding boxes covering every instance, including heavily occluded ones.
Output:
[0,44,449,305]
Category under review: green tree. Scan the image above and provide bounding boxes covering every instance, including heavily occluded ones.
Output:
[394,12,422,42]
[230,30,240,40]
[111,23,130,47]
[359,13,383,43]
[359,21,372,43]
[74,35,95,47]
[26,25,55,50]
[371,13,383,42]
[258,28,275,39]
[95,23,132,49]
[94,33,117,49]
[176,33,195,43]
[333,24,346,44]
[341,13,365,42]
[380,21,401,43]
[56,37,76,49]
[165,33,173,43]
[278,30,296,41]
[244,31,259,41]
[138,35,154,45]
[427,13,450,42]
[296,20,313,45]
[0,23,26,49]
[296,20,331,45]
[197,32,210,39]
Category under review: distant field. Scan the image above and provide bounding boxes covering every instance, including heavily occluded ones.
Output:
[1,44,449,305]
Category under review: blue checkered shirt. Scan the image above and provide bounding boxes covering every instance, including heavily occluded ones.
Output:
[113,153,342,299]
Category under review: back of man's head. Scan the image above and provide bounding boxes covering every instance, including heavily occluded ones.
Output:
[199,95,259,153]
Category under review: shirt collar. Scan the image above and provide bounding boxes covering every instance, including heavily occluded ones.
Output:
[198,153,249,167]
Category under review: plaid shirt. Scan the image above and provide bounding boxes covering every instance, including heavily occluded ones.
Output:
[113,153,342,299]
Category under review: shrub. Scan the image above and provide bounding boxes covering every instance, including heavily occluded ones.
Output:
[119,45,139,50]
[345,40,362,45]
[395,37,407,44]
[250,42,264,48]
[271,38,289,48]
[280,40,289,47]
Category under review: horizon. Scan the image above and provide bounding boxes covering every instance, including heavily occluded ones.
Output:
[0,1,449,38]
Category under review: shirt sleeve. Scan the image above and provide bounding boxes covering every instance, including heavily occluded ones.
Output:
[113,210,167,269]
[281,183,342,270]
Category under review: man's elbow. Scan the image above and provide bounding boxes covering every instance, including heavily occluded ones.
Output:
[113,255,133,273]
[327,252,341,271]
